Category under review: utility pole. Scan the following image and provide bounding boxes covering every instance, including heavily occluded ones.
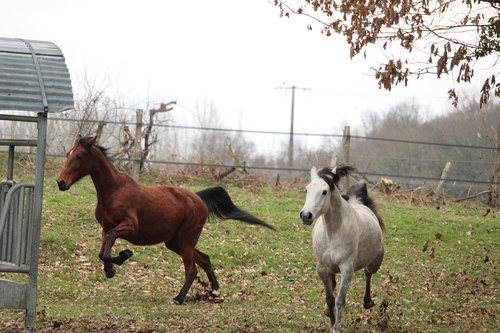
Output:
[277,85,310,167]
[289,86,296,168]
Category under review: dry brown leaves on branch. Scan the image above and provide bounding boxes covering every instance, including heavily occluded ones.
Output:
[274,0,500,107]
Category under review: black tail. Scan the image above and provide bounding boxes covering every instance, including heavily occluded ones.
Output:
[196,186,275,230]
[345,182,386,233]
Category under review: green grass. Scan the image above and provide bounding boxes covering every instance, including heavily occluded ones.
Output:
[1,163,498,332]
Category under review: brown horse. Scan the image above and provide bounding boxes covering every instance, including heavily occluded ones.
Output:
[56,136,274,304]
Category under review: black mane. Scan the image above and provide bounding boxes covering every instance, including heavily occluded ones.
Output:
[78,136,109,157]
[317,167,337,190]
[317,165,355,190]
[345,182,386,233]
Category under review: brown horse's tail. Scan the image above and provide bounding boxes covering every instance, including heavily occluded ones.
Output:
[196,186,275,230]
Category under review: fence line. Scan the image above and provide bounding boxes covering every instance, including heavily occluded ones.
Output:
[2,116,499,189]
[47,116,499,151]
[0,154,498,187]
[0,151,496,186]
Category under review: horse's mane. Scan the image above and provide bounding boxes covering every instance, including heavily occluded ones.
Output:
[79,136,110,158]
[317,165,355,190]
[317,167,337,190]
[345,183,386,233]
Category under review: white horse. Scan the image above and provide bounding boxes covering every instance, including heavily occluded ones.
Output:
[300,165,385,333]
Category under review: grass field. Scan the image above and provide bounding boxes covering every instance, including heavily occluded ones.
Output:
[0,161,498,332]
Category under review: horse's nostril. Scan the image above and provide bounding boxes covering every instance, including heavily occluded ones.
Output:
[307,212,313,220]
[299,211,304,219]
[57,180,67,191]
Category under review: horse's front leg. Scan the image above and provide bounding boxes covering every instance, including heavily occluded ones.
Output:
[99,229,119,278]
[333,264,354,333]
[99,219,138,278]
[317,264,336,327]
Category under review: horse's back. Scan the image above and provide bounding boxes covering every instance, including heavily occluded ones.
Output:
[144,185,208,221]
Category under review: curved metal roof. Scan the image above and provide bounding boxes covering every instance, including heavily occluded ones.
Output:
[0,37,74,113]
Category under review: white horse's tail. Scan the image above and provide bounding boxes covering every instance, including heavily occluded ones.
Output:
[344,183,386,233]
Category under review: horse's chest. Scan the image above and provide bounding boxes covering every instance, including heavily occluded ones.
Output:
[314,240,352,268]
[312,223,356,267]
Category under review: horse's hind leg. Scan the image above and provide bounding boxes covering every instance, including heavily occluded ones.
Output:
[363,270,376,309]
[173,247,198,305]
[364,247,384,309]
[194,249,219,291]
[165,239,200,304]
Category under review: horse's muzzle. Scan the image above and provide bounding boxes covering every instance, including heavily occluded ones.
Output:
[300,211,314,225]
[57,180,70,191]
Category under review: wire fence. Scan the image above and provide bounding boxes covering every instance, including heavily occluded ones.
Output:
[43,117,500,151]
[2,115,499,197]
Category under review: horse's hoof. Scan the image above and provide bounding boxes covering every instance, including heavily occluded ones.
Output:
[119,249,133,259]
[105,268,116,279]
[172,296,184,305]
[115,249,133,265]
[364,300,375,309]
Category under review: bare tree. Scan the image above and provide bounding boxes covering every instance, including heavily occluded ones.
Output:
[47,71,121,154]
[274,0,499,107]
[140,101,176,171]
[112,125,134,160]
[189,98,256,177]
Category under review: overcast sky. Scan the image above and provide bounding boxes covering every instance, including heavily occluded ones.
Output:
[1,0,497,136]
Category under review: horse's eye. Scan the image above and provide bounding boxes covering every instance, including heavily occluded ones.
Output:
[76,154,83,160]
[322,190,328,195]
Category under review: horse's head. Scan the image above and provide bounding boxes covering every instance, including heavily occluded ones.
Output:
[299,165,354,225]
[57,136,98,191]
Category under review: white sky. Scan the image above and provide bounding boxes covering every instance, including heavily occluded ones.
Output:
[1,0,498,136]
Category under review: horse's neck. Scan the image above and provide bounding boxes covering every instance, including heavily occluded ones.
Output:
[89,152,131,201]
[323,192,349,231]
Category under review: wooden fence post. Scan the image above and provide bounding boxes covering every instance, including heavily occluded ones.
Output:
[435,161,452,196]
[132,109,143,181]
[95,122,106,141]
[342,126,351,189]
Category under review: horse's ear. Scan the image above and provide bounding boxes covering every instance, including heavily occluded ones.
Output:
[88,136,97,146]
[78,136,97,149]
[82,136,97,149]
[310,166,318,179]
[334,164,355,180]
[74,134,82,145]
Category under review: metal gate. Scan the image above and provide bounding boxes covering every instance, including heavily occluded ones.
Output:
[0,37,74,332]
